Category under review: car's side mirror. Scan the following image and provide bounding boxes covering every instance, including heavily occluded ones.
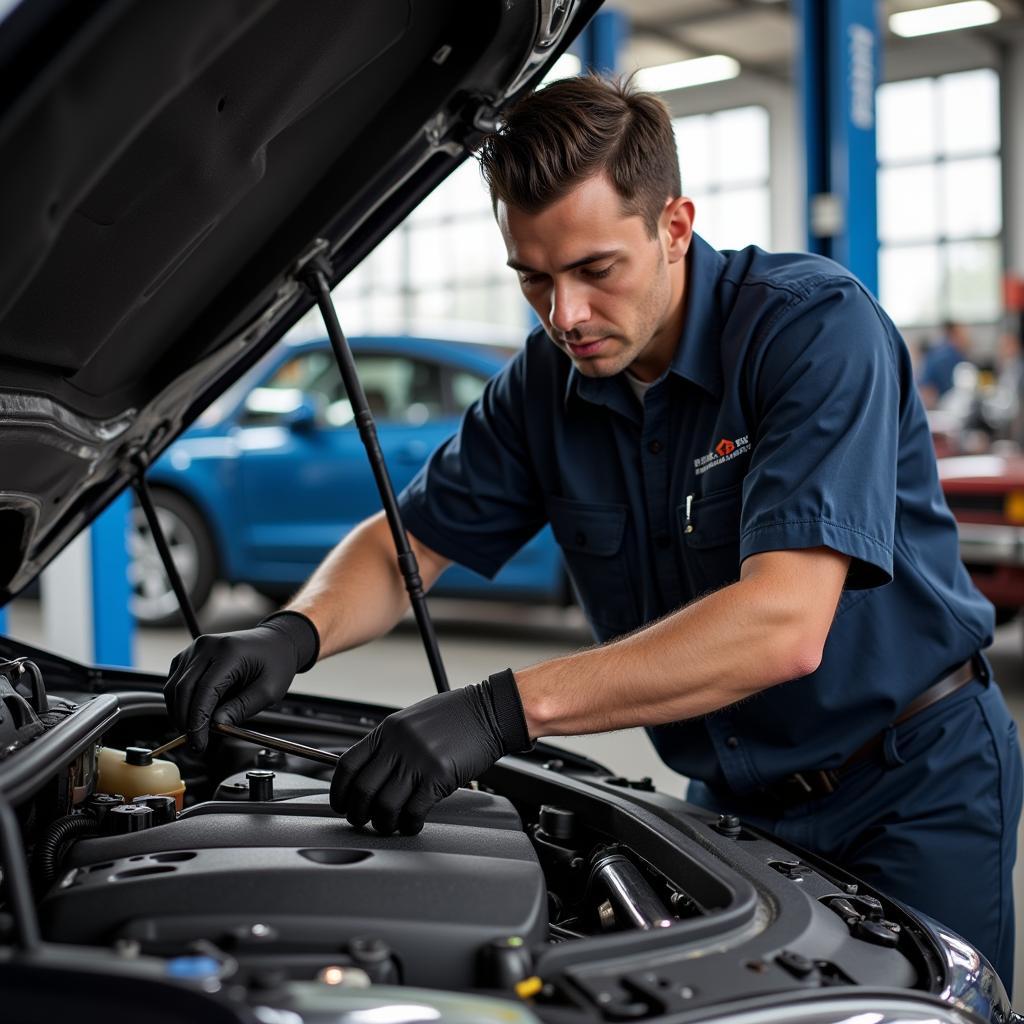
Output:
[282,395,321,434]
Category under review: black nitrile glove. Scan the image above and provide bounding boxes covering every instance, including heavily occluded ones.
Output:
[330,669,531,836]
[163,610,319,752]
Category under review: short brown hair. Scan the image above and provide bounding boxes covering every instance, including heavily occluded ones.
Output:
[478,74,681,237]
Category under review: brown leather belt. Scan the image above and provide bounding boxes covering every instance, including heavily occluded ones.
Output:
[762,655,983,808]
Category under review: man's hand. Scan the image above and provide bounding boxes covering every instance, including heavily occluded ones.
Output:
[330,670,531,835]
[164,611,319,751]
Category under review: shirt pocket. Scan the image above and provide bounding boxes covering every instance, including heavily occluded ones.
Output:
[547,496,639,638]
[680,483,742,594]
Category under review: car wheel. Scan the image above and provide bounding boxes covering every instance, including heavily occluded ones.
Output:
[129,490,216,628]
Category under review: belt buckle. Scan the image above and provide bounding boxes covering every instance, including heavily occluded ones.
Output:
[785,769,840,802]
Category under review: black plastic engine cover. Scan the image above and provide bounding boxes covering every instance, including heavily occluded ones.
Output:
[44,790,546,987]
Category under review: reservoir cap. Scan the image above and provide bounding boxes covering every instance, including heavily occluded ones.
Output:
[125,747,154,766]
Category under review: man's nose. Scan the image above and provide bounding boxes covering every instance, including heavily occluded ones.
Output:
[550,280,589,335]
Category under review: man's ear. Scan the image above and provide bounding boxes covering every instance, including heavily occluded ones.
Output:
[662,196,695,264]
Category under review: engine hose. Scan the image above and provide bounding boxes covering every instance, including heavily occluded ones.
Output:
[34,813,98,887]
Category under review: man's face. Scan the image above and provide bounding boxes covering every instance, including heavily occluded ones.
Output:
[497,173,692,382]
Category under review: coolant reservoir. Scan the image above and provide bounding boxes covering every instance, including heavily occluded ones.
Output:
[96,746,186,811]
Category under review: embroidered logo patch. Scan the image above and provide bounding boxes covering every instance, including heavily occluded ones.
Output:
[694,435,750,476]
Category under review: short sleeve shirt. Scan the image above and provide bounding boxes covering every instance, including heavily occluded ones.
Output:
[398,235,994,793]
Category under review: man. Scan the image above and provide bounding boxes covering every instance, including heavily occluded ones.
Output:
[917,319,974,408]
[165,76,1021,982]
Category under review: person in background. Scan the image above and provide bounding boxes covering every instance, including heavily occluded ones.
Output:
[917,320,975,409]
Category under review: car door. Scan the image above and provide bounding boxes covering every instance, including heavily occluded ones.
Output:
[235,344,456,583]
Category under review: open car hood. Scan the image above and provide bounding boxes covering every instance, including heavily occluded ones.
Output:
[0,0,599,602]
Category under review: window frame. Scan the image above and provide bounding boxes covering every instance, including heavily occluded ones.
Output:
[876,67,1003,331]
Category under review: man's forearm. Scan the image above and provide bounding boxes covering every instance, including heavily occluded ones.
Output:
[286,512,451,660]
[515,547,849,738]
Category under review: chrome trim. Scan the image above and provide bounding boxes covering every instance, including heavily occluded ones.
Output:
[694,995,977,1023]
[503,0,584,98]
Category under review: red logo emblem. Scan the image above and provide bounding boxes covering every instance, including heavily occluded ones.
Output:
[715,438,736,457]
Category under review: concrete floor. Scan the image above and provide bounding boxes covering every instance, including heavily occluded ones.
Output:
[4,587,1024,989]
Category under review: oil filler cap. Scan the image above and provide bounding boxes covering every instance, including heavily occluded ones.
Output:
[247,770,275,801]
[105,803,154,834]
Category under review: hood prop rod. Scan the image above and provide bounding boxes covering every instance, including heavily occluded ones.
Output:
[301,253,449,693]
[131,461,202,640]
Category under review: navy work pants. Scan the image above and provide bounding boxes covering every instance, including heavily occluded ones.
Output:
[687,674,1023,990]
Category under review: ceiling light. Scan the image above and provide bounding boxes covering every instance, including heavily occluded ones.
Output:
[889,1,1000,38]
[634,55,741,93]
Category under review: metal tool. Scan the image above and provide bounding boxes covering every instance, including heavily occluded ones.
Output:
[148,723,340,768]
[147,734,188,759]
[213,721,340,767]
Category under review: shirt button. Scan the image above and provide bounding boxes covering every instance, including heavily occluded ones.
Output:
[725,736,740,749]
[647,440,663,454]
[574,530,587,547]
[655,534,671,549]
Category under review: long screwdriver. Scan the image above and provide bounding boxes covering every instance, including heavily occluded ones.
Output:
[147,724,340,767]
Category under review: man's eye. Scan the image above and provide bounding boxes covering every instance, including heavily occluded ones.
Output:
[583,265,613,280]
[519,274,546,287]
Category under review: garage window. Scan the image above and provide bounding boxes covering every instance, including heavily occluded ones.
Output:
[877,68,1002,329]
[313,160,529,336]
[672,106,771,251]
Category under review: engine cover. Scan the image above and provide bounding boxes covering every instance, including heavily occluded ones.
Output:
[44,788,546,988]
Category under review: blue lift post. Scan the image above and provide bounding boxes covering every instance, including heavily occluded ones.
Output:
[580,8,628,76]
[797,0,881,295]
[89,492,134,666]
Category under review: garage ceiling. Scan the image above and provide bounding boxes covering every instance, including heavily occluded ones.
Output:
[609,0,1024,79]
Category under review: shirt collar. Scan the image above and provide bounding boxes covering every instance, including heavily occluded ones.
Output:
[564,233,726,411]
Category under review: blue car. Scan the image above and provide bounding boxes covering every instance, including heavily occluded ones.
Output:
[132,335,567,625]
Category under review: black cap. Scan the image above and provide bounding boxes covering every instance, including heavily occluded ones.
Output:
[133,794,177,825]
[85,793,124,822]
[539,805,575,841]
[125,746,153,766]
[104,803,154,835]
[246,769,275,801]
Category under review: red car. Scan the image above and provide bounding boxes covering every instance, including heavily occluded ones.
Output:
[939,453,1024,623]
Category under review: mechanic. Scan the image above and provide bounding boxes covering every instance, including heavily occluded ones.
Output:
[165,76,1022,984]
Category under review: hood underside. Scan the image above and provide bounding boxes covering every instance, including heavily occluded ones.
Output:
[0,0,597,601]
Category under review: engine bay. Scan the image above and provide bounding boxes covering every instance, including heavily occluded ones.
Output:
[0,647,1003,1023]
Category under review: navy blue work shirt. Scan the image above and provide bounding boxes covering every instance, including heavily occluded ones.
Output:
[398,234,994,793]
